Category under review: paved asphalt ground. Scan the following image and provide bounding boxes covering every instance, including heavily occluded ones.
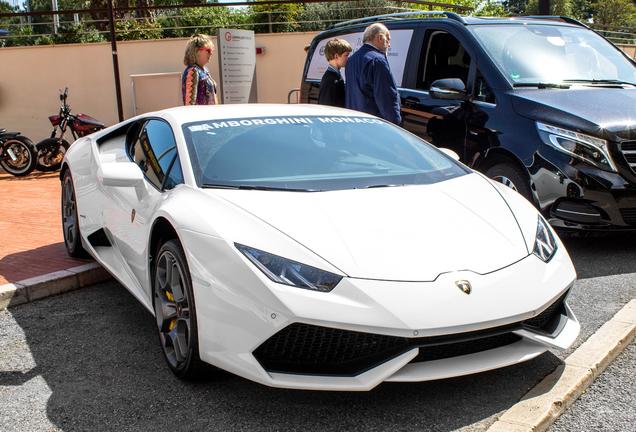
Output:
[0,232,634,432]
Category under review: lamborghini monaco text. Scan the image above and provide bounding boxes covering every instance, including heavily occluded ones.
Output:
[60,104,579,391]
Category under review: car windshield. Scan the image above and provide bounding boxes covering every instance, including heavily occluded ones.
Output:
[470,24,636,86]
[182,115,468,191]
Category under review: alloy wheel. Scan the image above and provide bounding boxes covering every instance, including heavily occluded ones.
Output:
[154,250,192,369]
[492,175,519,192]
[62,174,77,249]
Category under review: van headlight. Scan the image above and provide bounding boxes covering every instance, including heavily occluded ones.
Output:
[235,244,342,292]
[533,216,557,262]
[536,122,616,172]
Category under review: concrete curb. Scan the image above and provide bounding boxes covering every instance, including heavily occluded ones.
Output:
[487,299,636,432]
[0,262,112,311]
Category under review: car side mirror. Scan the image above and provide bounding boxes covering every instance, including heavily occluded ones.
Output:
[98,162,144,187]
[430,79,468,101]
[439,148,460,161]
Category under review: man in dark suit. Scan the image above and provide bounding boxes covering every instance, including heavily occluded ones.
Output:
[345,23,401,125]
[318,39,352,108]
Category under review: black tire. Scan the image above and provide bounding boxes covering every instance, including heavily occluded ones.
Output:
[36,138,70,172]
[485,162,533,203]
[0,135,37,177]
[153,239,206,379]
[61,169,89,258]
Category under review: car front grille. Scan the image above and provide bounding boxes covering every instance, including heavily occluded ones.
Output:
[620,141,636,174]
[521,290,569,333]
[410,333,522,363]
[253,290,569,376]
[620,208,636,226]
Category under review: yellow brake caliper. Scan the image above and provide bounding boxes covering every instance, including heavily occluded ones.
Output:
[166,290,177,330]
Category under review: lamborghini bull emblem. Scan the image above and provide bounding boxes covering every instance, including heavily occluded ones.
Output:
[455,280,472,295]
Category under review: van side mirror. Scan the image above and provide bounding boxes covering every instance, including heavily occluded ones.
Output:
[430,79,467,101]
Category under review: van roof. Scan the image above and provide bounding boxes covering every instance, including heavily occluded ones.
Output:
[329,12,587,31]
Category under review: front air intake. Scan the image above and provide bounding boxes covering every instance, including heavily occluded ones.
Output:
[254,290,569,376]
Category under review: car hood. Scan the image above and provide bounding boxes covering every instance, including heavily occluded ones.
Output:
[511,87,636,141]
[205,174,530,282]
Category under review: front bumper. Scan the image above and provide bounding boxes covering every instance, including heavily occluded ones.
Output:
[531,150,636,230]
[187,232,579,391]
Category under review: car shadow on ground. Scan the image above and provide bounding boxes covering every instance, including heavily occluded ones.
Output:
[2,282,564,432]
[559,231,636,280]
[0,242,91,287]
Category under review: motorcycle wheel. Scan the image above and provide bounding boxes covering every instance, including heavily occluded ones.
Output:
[0,136,37,177]
[36,138,70,172]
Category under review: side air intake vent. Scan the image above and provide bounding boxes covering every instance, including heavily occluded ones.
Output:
[88,228,112,247]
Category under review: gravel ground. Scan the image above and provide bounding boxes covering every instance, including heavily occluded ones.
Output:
[0,232,634,432]
[550,342,636,432]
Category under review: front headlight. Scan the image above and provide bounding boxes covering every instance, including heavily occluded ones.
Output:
[235,244,342,292]
[533,216,557,262]
[536,122,617,172]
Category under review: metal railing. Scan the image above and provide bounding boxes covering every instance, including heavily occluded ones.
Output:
[0,1,471,45]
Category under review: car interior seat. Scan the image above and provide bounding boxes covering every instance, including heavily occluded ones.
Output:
[424,33,470,88]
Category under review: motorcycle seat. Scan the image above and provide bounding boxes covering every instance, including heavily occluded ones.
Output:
[76,114,105,127]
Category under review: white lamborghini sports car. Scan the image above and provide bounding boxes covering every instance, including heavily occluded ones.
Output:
[60,104,579,391]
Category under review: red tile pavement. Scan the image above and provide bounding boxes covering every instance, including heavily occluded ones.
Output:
[0,171,92,285]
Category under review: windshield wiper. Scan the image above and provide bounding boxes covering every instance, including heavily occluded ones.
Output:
[513,82,571,89]
[562,79,636,86]
[203,183,317,192]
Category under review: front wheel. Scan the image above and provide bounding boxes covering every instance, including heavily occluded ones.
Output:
[36,138,70,172]
[0,136,37,177]
[485,162,533,203]
[61,169,89,258]
[153,239,207,379]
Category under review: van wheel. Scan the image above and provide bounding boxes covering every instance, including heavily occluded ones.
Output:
[486,163,533,202]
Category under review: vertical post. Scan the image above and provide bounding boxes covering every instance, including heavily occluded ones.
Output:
[51,0,59,34]
[107,0,124,122]
[539,0,550,15]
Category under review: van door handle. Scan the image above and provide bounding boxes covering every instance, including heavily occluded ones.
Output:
[402,96,419,108]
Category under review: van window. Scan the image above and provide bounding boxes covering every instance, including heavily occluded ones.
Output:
[470,24,636,85]
[475,69,496,104]
[306,29,414,86]
[419,32,471,90]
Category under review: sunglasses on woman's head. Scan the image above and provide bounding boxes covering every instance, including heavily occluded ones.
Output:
[198,47,213,54]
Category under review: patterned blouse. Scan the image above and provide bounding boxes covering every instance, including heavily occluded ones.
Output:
[182,65,217,105]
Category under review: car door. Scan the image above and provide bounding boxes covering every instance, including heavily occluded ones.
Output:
[400,26,473,161]
[107,119,185,298]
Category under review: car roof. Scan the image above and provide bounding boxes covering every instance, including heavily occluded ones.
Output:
[156,104,377,124]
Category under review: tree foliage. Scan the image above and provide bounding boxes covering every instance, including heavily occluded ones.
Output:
[592,0,636,28]
[3,0,636,47]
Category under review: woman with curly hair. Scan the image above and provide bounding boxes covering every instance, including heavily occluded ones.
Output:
[182,34,219,105]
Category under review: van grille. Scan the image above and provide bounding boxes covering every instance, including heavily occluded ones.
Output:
[620,141,636,174]
[620,208,636,226]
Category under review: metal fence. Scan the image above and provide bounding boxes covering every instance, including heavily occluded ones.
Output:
[0,1,471,46]
[595,28,636,45]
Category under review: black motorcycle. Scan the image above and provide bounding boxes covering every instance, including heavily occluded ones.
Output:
[0,129,37,177]
[36,88,105,172]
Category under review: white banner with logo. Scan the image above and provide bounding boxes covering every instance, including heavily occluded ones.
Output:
[306,29,413,86]
[217,28,257,103]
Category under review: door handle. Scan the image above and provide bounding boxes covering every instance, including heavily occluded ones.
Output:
[402,96,419,108]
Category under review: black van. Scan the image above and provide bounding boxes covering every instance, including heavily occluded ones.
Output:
[300,12,636,230]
